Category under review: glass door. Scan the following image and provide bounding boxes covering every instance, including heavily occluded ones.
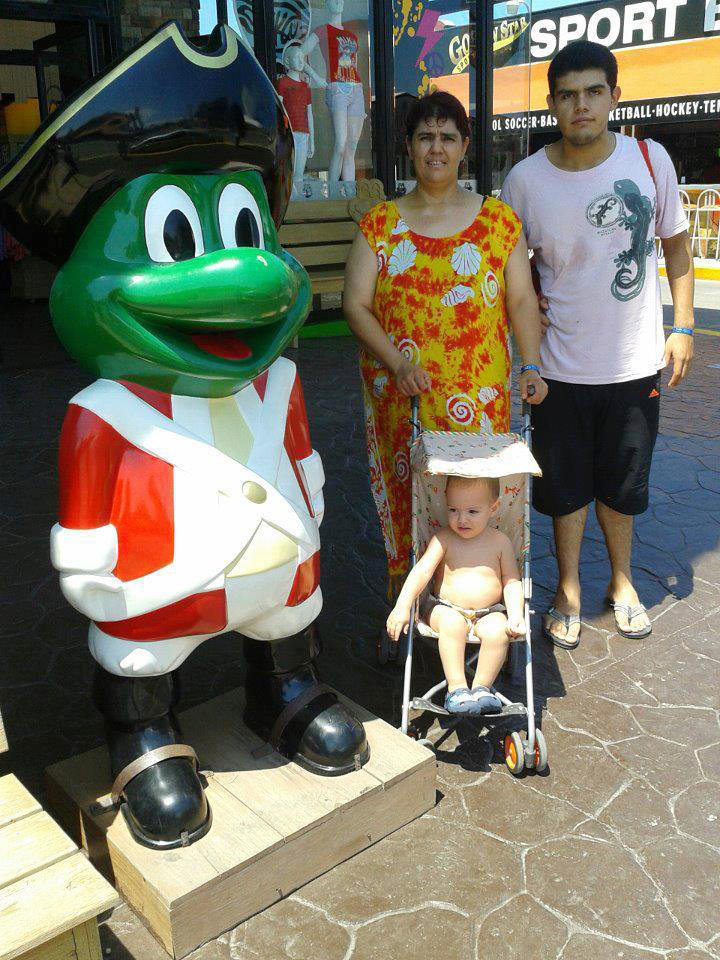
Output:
[392,0,478,195]
[491,0,533,192]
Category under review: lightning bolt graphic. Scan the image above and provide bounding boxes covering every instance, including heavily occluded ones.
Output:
[415,10,441,67]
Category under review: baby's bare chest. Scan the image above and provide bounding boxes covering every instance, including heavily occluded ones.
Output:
[443,542,501,578]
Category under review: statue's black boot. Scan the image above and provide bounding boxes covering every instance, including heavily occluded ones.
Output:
[243,626,370,776]
[94,667,211,849]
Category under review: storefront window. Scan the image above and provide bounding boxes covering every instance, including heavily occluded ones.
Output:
[199,2,253,49]
[393,0,477,194]
[0,9,114,166]
[273,0,374,199]
[491,0,533,193]
[204,0,374,200]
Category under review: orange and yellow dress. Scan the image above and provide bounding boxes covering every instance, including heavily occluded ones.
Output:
[357,196,522,597]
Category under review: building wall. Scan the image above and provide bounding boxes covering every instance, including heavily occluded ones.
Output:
[119,1,200,49]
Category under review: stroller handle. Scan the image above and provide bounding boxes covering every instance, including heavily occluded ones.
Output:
[522,382,536,422]
[410,394,421,444]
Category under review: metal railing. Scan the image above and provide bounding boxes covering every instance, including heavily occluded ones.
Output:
[689,188,720,261]
[655,188,720,263]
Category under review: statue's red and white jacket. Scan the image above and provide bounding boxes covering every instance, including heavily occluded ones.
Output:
[50,357,325,674]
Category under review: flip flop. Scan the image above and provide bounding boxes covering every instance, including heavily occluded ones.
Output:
[606,599,652,639]
[543,606,582,650]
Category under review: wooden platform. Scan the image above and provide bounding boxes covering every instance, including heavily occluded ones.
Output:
[0,774,119,960]
[45,688,436,959]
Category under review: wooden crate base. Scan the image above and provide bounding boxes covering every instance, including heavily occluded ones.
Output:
[21,919,101,960]
[45,688,435,959]
[0,775,118,960]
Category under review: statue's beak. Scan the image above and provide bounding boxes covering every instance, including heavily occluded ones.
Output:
[114,248,298,330]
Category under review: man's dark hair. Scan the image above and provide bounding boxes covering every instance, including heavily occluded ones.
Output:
[405,91,471,141]
[548,40,618,97]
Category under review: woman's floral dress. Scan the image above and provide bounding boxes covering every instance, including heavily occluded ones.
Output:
[358,197,522,597]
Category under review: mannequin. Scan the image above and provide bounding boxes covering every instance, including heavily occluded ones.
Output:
[301,0,365,184]
[277,45,316,197]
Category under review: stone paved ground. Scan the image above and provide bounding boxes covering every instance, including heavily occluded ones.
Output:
[1,301,719,960]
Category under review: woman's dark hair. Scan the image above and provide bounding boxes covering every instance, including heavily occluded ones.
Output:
[405,91,471,141]
[548,40,618,97]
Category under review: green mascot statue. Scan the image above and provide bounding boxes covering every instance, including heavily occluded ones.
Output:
[0,22,368,849]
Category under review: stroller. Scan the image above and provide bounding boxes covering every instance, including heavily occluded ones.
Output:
[393,395,548,776]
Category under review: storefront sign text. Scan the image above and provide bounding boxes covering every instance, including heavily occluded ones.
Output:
[494,92,720,131]
[449,31,471,73]
[528,0,719,61]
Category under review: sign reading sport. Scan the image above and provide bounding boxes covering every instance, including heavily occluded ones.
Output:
[528,0,719,59]
[493,0,720,130]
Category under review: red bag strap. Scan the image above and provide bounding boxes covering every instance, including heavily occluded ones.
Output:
[638,139,656,188]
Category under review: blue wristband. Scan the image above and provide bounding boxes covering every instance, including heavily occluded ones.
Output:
[520,364,540,374]
[671,326,694,336]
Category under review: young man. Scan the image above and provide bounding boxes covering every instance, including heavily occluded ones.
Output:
[500,40,694,648]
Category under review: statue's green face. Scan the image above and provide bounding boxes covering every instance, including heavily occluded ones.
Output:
[50,172,311,397]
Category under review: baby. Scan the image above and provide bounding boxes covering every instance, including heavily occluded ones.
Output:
[387,475,525,715]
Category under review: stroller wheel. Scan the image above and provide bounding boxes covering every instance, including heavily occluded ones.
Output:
[504,732,525,776]
[533,729,548,772]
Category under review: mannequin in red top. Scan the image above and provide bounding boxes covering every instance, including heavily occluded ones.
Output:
[300,0,365,185]
[277,45,315,196]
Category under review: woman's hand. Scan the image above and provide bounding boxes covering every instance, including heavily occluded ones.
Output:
[394,357,432,396]
[520,369,548,405]
[387,605,411,642]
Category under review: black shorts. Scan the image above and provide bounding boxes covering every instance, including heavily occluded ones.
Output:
[530,373,661,517]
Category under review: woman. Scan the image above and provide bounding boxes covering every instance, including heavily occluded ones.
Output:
[343,91,547,612]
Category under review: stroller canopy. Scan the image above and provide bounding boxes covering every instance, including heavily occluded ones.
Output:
[410,430,541,480]
[410,430,541,564]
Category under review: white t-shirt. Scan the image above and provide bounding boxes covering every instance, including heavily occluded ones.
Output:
[500,134,688,385]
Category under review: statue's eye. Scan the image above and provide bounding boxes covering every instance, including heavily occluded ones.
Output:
[145,185,204,263]
[218,183,265,250]
[234,208,260,248]
[163,209,196,261]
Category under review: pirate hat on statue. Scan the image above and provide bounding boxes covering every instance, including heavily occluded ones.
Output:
[0,21,293,263]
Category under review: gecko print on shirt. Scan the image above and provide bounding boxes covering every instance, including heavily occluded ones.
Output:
[587,178,656,303]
